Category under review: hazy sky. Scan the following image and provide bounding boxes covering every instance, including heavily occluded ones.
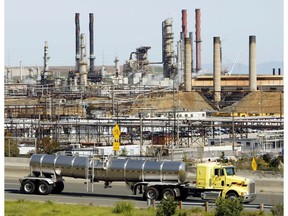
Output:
[5,0,284,68]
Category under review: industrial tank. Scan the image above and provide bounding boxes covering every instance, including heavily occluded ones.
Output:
[29,154,187,183]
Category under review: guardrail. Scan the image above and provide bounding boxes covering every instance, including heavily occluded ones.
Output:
[147,199,273,211]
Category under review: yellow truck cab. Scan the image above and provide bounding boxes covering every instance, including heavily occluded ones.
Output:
[195,162,256,203]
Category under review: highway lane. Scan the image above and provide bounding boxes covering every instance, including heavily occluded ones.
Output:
[5,176,283,209]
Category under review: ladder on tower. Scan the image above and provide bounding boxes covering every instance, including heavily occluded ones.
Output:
[86,155,95,193]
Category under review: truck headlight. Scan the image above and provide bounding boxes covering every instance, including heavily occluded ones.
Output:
[241,192,247,196]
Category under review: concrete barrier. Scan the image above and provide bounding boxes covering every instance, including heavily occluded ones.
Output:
[5,157,30,169]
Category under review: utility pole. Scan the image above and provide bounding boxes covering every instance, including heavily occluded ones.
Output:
[139,112,143,157]
[232,105,236,154]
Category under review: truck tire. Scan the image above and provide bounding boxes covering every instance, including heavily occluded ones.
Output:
[52,181,64,194]
[226,192,238,199]
[162,188,175,200]
[22,180,36,194]
[145,187,159,200]
[37,181,52,195]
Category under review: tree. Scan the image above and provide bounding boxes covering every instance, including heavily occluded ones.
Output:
[36,136,60,154]
[261,153,271,164]
[156,197,178,216]
[215,197,243,216]
[4,130,19,157]
[218,151,228,163]
[120,147,128,156]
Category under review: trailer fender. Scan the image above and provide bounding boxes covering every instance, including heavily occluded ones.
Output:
[173,187,181,197]
[20,177,55,185]
[222,183,250,199]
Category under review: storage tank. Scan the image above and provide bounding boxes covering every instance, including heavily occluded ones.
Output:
[29,154,187,183]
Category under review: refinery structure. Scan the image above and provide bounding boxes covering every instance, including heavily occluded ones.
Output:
[4,9,284,159]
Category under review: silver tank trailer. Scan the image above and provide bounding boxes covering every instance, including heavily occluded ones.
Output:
[30,154,89,178]
[29,154,187,183]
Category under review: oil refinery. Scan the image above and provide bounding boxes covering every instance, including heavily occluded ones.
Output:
[4,9,284,160]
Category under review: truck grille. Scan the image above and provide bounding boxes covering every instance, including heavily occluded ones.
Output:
[249,181,255,194]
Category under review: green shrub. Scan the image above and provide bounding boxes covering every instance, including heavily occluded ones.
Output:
[215,197,243,216]
[241,211,265,216]
[270,203,283,216]
[156,197,178,216]
[190,207,202,213]
[112,201,134,215]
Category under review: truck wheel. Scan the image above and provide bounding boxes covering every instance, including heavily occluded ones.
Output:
[37,181,52,195]
[162,188,175,200]
[52,181,64,194]
[22,180,35,194]
[226,192,238,199]
[145,187,159,200]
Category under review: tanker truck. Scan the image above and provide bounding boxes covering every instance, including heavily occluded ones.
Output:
[19,154,256,203]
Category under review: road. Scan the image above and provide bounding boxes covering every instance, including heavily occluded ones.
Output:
[5,168,283,209]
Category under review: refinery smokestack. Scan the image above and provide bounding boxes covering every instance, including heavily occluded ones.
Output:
[185,38,192,91]
[195,9,201,73]
[43,41,49,72]
[189,32,193,72]
[41,41,50,84]
[75,13,80,72]
[213,37,221,103]
[249,35,257,91]
[162,18,174,78]
[181,9,187,38]
[79,33,88,87]
[89,13,95,74]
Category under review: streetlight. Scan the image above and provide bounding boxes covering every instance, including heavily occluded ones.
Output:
[232,103,238,154]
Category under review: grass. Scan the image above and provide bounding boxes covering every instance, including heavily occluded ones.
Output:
[4,200,215,216]
[4,200,154,216]
[5,200,276,216]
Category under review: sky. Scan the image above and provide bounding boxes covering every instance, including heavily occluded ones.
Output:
[4,0,284,69]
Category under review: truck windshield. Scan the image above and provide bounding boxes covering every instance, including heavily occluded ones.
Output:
[225,167,235,176]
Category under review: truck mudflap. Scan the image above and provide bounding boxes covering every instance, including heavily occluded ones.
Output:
[242,193,256,203]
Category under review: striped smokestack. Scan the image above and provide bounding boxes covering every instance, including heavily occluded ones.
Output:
[185,38,192,92]
[79,33,88,87]
[213,37,221,103]
[195,9,201,72]
[249,35,257,91]
[75,13,80,72]
[181,9,187,38]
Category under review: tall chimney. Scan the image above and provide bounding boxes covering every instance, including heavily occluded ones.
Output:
[42,41,50,84]
[43,41,49,72]
[213,37,221,103]
[79,33,88,87]
[89,13,95,74]
[195,9,201,72]
[278,68,281,75]
[181,9,187,38]
[249,35,257,91]
[189,32,193,72]
[20,61,23,82]
[273,68,275,75]
[185,38,192,92]
[177,39,182,84]
[162,18,174,78]
[75,13,80,72]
